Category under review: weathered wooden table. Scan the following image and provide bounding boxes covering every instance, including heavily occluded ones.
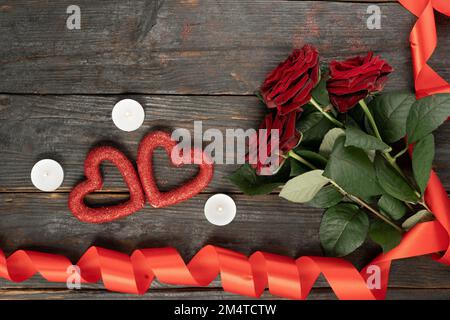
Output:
[0,0,448,299]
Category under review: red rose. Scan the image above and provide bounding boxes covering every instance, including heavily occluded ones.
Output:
[327,52,393,112]
[261,45,320,115]
[248,111,301,175]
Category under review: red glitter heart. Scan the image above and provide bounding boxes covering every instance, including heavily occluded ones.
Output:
[137,131,214,208]
[68,146,145,223]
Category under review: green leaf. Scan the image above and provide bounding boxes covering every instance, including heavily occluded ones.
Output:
[344,126,391,151]
[319,203,369,257]
[319,128,345,158]
[402,210,434,231]
[307,185,343,208]
[229,163,290,196]
[407,94,450,143]
[323,136,383,198]
[293,149,328,168]
[366,150,376,162]
[370,91,416,143]
[374,154,419,202]
[280,170,329,203]
[311,68,330,106]
[378,195,408,220]
[297,108,335,147]
[346,105,369,130]
[289,158,308,177]
[412,134,435,194]
[369,220,402,253]
[360,195,378,205]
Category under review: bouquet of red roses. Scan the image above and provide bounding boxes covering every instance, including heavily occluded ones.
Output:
[230,44,450,257]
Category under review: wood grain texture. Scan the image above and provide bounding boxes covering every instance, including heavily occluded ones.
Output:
[1,255,450,291]
[428,11,450,84]
[0,94,262,193]
[0,0,449,300]
[0,0,429,94]
[0,193,327,259]
[0,94,449,192]
[1,193,450,296]
[3,288,450,300]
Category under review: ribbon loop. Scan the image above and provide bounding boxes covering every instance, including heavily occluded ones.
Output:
[399,0,450,98]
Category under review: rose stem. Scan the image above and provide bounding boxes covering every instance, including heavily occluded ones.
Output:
[358,99,421,199]
[358,99,383,140]
[419,200,432,213]
[393,146,409,160]
[330,181,403,233]
[287,150,317,170]
[288,150,403,232]
[310,98,344,128]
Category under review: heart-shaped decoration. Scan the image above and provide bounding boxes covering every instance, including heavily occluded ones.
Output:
[137,131,214,208]
[68,146,145,223]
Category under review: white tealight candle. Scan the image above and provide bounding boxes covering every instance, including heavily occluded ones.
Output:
[31,159,64,192]
[112,99,145,132]
[204,194,236,226]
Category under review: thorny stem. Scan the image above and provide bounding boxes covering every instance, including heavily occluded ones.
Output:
[289,150,403,232]
[358,99,421,199]
[288,101,412,231]
[330,181,403,233]
[358,99,405,175]
[310,98,344,128]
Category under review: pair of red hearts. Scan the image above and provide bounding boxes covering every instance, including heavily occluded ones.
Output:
[68,131,214,224]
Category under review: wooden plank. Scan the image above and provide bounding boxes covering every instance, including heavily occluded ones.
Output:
[1,255,450,291]
[0,0,449,300]
[0,94,261,193]
[299,0,397,2]
[0,193,327,260]
[291,1,396,2]
[428,11,450,82]
[0,94,449,192]
[314,288,450,300]
[0,0,427,94]
[0,287,280,300]
[2,287,450,300]
[1,193,450,291]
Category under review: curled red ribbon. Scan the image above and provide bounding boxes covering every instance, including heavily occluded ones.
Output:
[398,0,450,98]
[0,0,449,299]
[0,169,449,299]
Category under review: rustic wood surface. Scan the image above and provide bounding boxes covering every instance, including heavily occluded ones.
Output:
[3,0,446,95]
[0,0,448,299]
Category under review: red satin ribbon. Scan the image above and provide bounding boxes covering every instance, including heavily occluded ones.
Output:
[398,0,450,98]
[0,168,448,299]
[0,0,449,300]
